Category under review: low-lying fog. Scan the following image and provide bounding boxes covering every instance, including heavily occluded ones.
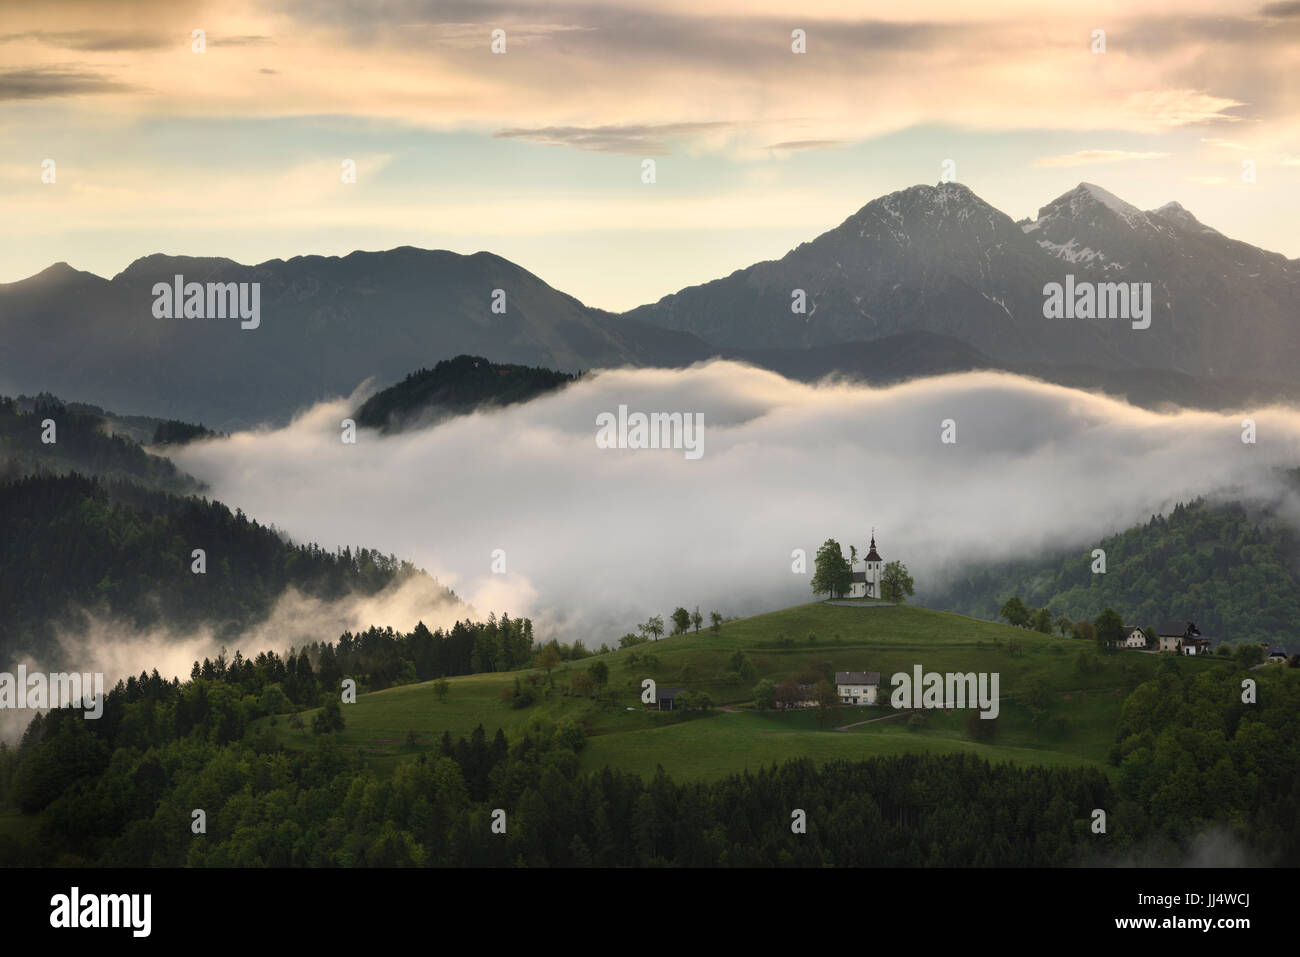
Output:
[166,361,1300,646]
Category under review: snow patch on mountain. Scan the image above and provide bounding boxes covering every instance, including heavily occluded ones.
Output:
[1023,181,1155,235]
[1035,238,1103,264]
[1076,182,1148,227]
[1149,200,1221,235]
[980,292,1013,320]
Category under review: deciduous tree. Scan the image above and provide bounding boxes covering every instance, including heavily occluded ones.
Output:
[811,539,852,598]
[671,607,691,635]
[1000,596,1031,628]
[814,680,840,728]
[881,561,915,603]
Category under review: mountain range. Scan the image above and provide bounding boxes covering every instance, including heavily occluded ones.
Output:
[2,182,1296,429]
[628,182,1300,377]
[0,249,705,428]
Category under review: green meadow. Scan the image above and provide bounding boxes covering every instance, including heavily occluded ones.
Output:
[265,600,1225,781]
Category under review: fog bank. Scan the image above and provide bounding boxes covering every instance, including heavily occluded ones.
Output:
[171,362,1300,646]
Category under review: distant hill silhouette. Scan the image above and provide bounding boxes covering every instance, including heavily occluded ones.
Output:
[355,355,577,433]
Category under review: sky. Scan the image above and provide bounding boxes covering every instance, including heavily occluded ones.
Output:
[1,0,1298,311]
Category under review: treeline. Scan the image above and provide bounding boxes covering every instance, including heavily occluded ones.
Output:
[1108,656,1300,858]
[3,647,1296,866]
[999,597,1135,646]
[309,615,541,691]
[996,596,1288,670]
[354,354,578,433]
[618,607,725,644]
[1,611,541,813]
[151,418,221,446]
[0,696,1112,866]
[929,499,1300,644]
[0,396,197,493]
[0,472,447,659]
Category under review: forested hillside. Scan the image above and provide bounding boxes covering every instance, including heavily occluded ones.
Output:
[0,472,452,660]
[0,396,199,493]
[355,355,577,432]
[928,498,1300,645]
[1,649,1294,866]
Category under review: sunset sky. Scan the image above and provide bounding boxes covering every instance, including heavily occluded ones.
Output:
[1,0,1297,311]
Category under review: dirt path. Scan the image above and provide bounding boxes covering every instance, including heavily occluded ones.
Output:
[835,710,908,731]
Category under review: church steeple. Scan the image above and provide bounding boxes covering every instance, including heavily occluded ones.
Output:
[865,529,882,563]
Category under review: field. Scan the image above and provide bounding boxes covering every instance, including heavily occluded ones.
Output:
[264,600,1225,780]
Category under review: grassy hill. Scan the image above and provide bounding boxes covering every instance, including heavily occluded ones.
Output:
[267,600,1226,782]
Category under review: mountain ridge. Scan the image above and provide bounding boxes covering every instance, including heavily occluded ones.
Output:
[625,180,1300,379]
[4,181,1298,427]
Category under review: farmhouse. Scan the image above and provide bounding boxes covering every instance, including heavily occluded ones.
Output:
[1267,649,1289,664]
[654,687,685,710]
[1120,626,1148,649]
[1157,620,1200,653]
[836,671,880,705]
[848,533,885,599]
[1181,637,1213,656]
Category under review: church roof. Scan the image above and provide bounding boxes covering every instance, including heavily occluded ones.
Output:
[864,533,882,562]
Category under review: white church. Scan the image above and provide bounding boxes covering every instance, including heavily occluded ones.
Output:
[847,532,885,599]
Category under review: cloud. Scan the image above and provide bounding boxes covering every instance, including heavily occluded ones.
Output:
[1032,150,1170,168]
[767,139,847,151]
[0,2,1283,149]
[168,363,1300,652]
[1119,90,1244,127]
[494,121,741,155]
[0,67,135,100]
[1260,1,1300,17]
[0,30,173,51]
[1201,137,1250,150]
[209,34,272,47]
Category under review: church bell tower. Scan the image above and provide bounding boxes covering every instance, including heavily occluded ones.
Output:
[864,530,883,599]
